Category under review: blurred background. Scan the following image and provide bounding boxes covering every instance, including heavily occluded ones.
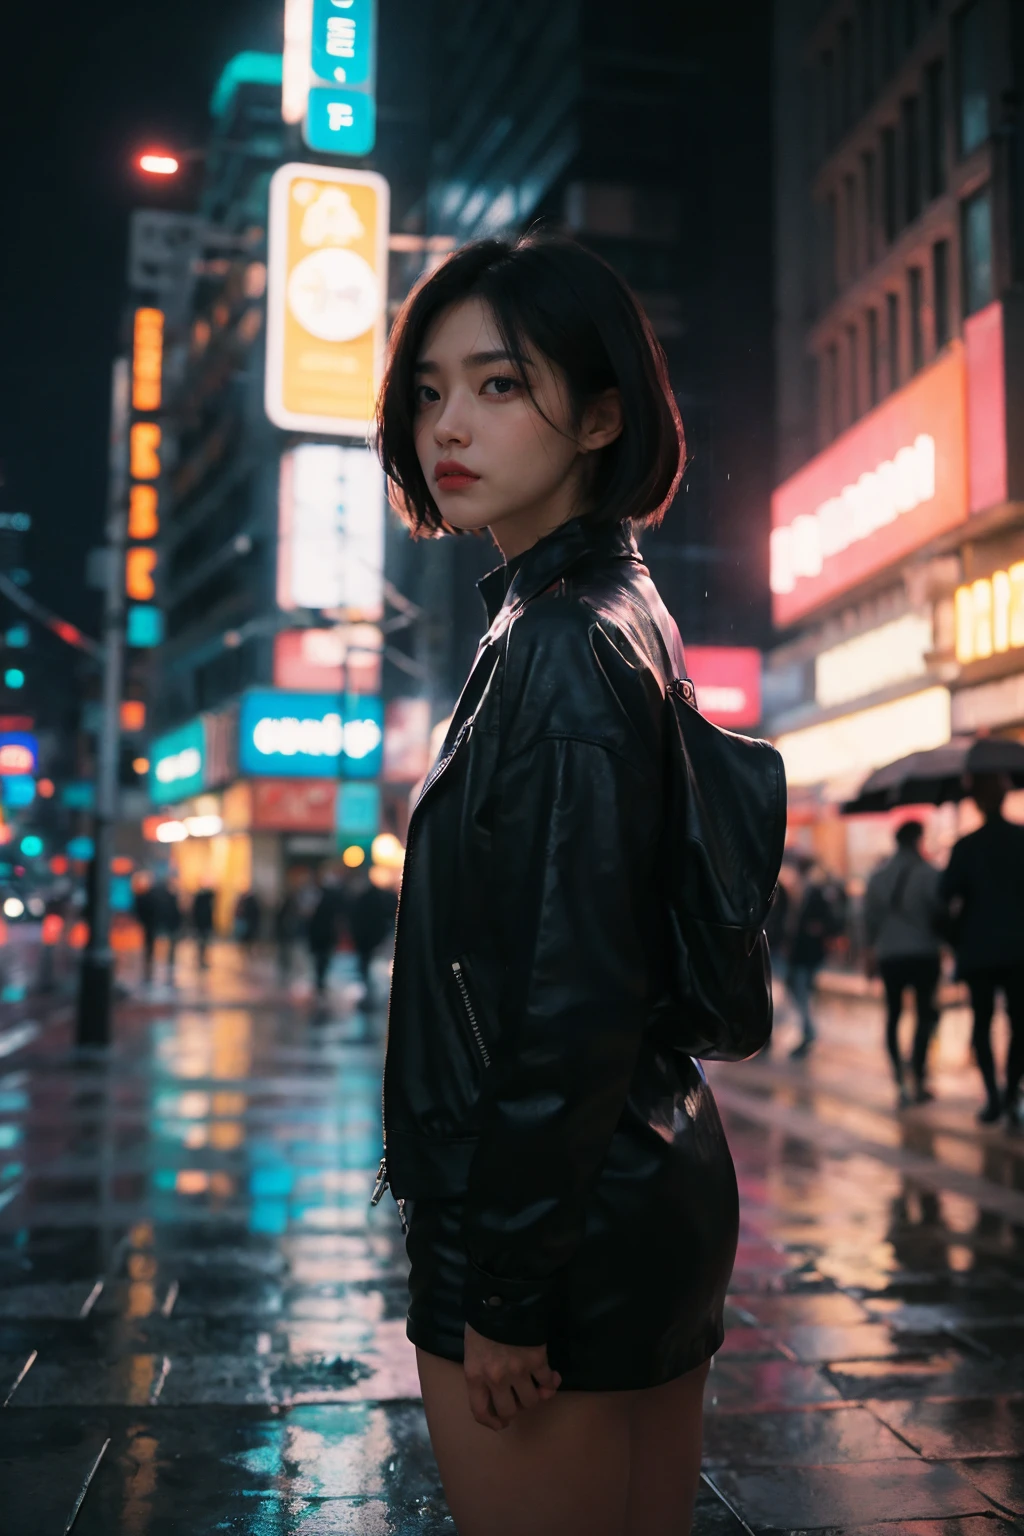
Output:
[0,0,1021,1007]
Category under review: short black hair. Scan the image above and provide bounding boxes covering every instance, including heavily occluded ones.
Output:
[895,819,924,849]
[376,232,685,536]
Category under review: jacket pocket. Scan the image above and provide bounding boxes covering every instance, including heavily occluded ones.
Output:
[450,959,492,1069]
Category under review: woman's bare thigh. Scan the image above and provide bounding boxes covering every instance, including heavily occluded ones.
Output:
[416,1348,709,1536]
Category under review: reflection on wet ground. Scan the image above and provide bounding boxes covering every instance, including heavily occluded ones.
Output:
[0,947,1022,1532]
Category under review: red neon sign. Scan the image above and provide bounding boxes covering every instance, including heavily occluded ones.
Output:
[686,646,762,729]
[0,743,34,775]
[771,345,968,626]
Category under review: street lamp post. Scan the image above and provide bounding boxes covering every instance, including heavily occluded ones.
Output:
[76,359,130,1046]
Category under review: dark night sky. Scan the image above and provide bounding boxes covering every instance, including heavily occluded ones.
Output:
[0,2,283,634]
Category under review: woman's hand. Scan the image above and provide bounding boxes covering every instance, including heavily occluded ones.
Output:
[463,1323,561,1431]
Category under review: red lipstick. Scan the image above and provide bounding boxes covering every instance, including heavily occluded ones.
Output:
[434,459,480,491]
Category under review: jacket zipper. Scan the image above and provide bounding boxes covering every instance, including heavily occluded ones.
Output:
[451,960,491,1068]
[373,715,479,1216]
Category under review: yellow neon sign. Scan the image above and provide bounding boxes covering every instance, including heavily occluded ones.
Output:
[132,307,164,411]
[130,422,161,480]
[128,484,159,539]
[126,547,157,601]
[955,563,1024,664]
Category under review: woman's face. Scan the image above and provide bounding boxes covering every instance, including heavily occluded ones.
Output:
[412,297,619,557]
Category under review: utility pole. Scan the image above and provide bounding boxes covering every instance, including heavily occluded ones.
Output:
[77,358,130,1046]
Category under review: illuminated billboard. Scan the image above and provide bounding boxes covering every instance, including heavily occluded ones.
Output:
[277,444,385,617]
[238,689,383,779]
[771,345,968,626]
[0,733,38,776]
[685,647,761,729]
[265,163,389,435]
[150,718,205,805]
[274,625,383,693]
[777,686,951,787]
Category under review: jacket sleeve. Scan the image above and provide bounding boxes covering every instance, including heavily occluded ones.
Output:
[460,716,661,1345]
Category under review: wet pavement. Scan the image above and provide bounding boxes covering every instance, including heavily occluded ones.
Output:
[0,945,1022,1533]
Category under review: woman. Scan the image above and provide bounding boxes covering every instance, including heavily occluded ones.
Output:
[374,234,739,1536]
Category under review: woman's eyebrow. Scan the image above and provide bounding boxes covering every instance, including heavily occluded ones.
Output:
[413,349,528,374]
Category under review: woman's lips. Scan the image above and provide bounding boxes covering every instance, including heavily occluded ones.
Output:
[434,461,479,491]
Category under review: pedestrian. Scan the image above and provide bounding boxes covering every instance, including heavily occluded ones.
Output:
[787,860,838,1059]
[191,886,215,969]
[134,875,158,984]
[938,773,1024,1127]
[307,877,344,998]
[234,890,262,956]
[372,233,744,1535]
[274,888,302,983]
[864,820,941,1106]
[347,872,398,1008]
[151,878,182,983]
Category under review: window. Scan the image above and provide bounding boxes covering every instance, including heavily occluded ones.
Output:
[858,0,875,103]
[862,150,877,262]
[887,291,901,389]
[882,126,898,242]
[955,2,989,155]
[867,307,880,405]
[909,266,925,372]
[825,343,840,439]
[844,174,858,281]
[902,96,922,224]
[839,20,855,130]
[925,60,946,199]
[846,324,859,421]
[821,50,837,149]
[961,185,993,315]
[933,238,951,346]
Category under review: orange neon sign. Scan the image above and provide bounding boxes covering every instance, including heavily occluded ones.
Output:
[126,547,157,600]
[128,484,159,539]
[130,422,161,479]
[120,700,146,731]
[132,307,164,410]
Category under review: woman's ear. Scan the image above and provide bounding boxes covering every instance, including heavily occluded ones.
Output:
[579,388,624,452]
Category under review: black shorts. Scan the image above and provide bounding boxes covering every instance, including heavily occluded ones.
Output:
[404,1061,739,1393]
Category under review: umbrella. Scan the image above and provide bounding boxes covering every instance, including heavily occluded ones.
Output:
[841,736,1024,814]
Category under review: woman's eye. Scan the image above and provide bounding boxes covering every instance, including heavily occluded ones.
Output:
[414,383,440,406]
[482,375,521,397]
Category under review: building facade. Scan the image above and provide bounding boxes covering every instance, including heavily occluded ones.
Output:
[768,0,1024,874]
[386,0,776,718]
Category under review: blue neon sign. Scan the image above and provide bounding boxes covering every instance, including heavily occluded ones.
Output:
[311,0,374,87]
[304,0,377,156]
[239,690,383,780]
[149,718,206,806]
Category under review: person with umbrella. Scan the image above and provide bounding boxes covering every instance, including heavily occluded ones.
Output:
[938,773,1024,1127]
[845,737,1024,1128]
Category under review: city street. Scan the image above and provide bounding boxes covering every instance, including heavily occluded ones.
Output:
[0,954,1021,1533]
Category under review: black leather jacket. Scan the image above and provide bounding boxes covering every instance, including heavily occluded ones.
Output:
[381,515,706,1342]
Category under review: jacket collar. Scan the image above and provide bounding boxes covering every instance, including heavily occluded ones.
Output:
[476,516,638,627]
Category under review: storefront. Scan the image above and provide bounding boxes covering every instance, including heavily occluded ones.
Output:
[765,296,1024,878]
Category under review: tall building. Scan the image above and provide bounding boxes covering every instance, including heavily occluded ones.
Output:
[387,0,774,726]
[768,0,1024,873]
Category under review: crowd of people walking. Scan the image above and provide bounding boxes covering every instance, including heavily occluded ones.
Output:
[771,772,1024,1130]
[131,866,397,1008]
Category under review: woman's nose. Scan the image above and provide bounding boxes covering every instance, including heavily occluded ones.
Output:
[433,396,471,446]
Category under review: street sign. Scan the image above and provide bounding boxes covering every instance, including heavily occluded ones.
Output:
[265,163,389,435]
[149,718,206,804]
